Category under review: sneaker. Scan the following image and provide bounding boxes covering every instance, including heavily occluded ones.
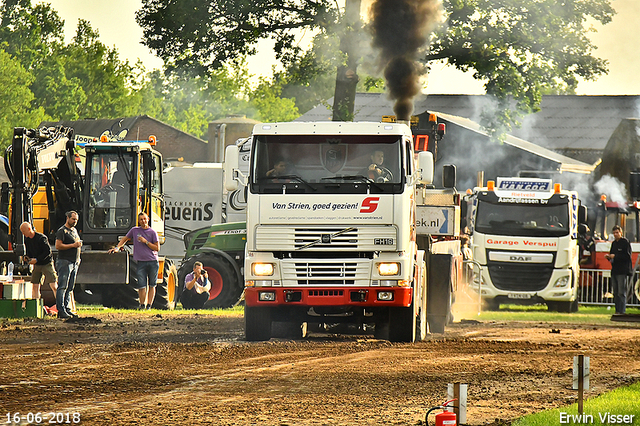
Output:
[138,304,145,310]
[57,313,72,319]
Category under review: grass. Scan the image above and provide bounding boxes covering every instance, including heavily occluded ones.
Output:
[471,304,640,325]
[76,304,244,317]
[512,381,640,426]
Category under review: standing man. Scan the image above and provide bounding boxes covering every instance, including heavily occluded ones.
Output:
[108,212,159,310]
[605,225,632,314]
[180,261,211,309]
[20,222,57,302]
[55,211,82,319]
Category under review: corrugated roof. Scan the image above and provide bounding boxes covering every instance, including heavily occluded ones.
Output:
[299,93,640,150]
[437,112,595,174]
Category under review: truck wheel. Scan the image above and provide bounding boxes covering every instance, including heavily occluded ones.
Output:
[152,259,178,310]
[557,300,579,313]
[272,321,308,339]
[388,306,416,342]
[245,306,272,341]
[178,252,242,309]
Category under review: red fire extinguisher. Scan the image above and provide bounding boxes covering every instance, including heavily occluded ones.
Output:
[425,399,457,426]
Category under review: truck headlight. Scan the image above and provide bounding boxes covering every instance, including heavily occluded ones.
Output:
[259,291,276,301]
[554,276,570,288]
[252,263,274,276]
[377,262,400,276]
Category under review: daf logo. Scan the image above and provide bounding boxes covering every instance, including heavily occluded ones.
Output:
[510,255,532,262]
[321,234,331,244]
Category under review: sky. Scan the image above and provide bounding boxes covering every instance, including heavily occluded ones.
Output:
[45,0,640,95]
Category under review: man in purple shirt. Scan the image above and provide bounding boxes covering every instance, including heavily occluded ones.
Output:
[181,261,211,309]
[108,212,159,309]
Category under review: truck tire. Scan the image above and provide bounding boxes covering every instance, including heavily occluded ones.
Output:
[557,299,579,313]
[245,306,272,341]
[388,305,416,342]
[152,259,178,310]
[178,252,243,309]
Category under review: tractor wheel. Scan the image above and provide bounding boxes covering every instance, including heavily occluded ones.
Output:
[152,259,178,310]
[178,252,242,309]
[101,284,139,309]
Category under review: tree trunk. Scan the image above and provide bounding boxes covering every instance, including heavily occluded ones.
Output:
[332,0,362,122]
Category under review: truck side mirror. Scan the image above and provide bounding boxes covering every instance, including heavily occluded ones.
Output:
[417,151,434,185]
[443,164,456,189]
[578,205,587,225]
[224,144,239,191]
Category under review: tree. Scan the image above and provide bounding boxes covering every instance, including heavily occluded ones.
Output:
[0,49,45,151]
[425,0,614,136]
[137,0,614,133]
[0,1,146,121]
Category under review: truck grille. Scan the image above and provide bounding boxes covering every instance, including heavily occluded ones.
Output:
[255,226,397,251]
[281,259,371,285]
[488,262,553,291]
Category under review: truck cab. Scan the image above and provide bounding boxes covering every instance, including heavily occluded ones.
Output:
[225,121,443,341]
[467,177,584,312]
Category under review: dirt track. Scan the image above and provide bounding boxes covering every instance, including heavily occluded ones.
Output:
[1,312,640,426]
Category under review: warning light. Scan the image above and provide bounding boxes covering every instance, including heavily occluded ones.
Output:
[148,135,157,146]
[487,180,495,191]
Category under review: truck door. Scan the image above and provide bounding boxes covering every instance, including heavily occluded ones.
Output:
[145,152,165,243]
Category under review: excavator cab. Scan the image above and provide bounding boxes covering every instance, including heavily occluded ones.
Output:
[82,141,165,248]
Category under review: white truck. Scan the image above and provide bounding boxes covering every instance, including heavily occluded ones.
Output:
[224,121,462,342]
[465,177,585,312]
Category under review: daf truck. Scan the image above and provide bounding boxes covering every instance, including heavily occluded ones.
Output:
[466,177,586,312]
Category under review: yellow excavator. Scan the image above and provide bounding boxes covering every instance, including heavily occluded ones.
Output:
[0,126,178,309]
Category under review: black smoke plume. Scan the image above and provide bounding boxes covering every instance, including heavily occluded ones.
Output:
[370,0,440,121]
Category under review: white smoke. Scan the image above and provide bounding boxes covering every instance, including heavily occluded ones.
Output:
[593,174,628,205]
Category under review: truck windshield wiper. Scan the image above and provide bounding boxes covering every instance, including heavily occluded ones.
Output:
[264,174,317,191]
[321,175,382,191]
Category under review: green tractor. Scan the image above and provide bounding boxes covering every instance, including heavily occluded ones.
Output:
[177,221,246,308]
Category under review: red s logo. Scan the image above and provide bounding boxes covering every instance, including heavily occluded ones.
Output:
[360,197,379,213]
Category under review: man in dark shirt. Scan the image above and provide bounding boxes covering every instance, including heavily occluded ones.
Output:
[578,224,596,267]
[605,225,632,314]
[20,222,58,301]
[55,211,82,319]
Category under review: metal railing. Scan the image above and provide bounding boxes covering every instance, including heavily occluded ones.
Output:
[578,269,640,307]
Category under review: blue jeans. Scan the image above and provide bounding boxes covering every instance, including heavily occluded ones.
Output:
[56,259,79,316]
[611,274,628,314]
[135,260,159,290]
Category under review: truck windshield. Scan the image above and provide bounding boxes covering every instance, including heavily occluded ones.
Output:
[251,134,404,194]
[86,152,135,229]
[475,201,570,237]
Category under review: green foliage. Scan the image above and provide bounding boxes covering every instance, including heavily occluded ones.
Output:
[428,0,614,136]
[0,48,45,150]
[251,78,299,122]
[137,0,615,133]
[136,0,339,74]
